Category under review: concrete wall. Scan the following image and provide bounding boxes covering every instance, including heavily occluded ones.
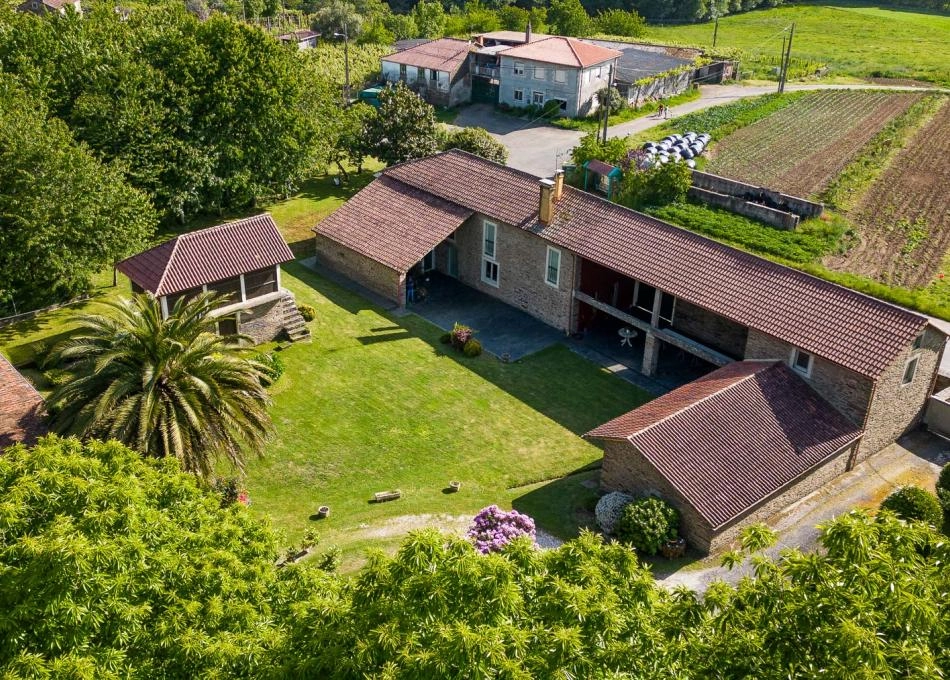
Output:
[314,234,404,305]
[691,171,824,219]
[743,329,872,428]
[670,299,748,359]
[620,71,691,106]
[859,324,944,460]
[452,213,575,331]
[925,387,950,438]
[600,437,857,554]
[688,186,800,231]
[498,56,614,117]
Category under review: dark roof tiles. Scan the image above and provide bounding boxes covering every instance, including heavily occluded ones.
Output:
[0,355,45,449]
[117,214,293,297]
[314,175,472,272]
[587,361,863,528]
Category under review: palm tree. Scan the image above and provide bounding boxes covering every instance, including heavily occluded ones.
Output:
[47,293,272,478]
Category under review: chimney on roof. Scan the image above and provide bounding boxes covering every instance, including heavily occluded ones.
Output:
[554,169,565,202]
[539,178,555,225]
[526,21,532,44]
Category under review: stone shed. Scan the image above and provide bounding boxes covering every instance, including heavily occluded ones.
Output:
[587,360,863,553]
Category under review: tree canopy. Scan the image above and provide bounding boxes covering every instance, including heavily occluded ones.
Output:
[0,74,156,311]
[47,294,272,477]
[2,436,948,678]
[364,82,440,165]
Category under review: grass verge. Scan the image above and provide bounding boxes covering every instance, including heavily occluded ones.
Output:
[821,94,948,211]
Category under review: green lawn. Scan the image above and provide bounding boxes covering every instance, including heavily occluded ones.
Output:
[643,3,950,86]
[245,261,650,568]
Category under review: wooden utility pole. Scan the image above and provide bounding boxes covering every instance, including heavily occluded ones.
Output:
[601,63,613,144]
[778,23,795,94]
[712,17,719,47]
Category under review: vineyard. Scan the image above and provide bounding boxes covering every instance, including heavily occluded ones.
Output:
[705,90,922,198]
[827,99,950,288]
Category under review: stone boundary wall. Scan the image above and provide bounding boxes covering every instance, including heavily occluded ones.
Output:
[688,186,800,231]
[691,170,824,219]
[621,71,692,106]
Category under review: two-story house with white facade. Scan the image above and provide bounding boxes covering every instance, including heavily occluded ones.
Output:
[497,37,621,117]
[380,38,473,108]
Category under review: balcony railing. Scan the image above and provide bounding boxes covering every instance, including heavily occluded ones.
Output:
[473,64,499,78]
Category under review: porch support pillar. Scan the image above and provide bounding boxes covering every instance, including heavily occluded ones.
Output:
[642,332,660,376]
[650,288,663,327]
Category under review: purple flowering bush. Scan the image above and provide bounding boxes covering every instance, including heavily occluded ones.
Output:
[467,505,536,554]
[450,322,475,350]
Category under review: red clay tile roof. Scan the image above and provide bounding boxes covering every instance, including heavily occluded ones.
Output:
[382,38,473,74]
[500,36,621,68]
[380,151,926,378]
[585,159,619,176]
[116,214,293,297]
[0,355,45,449]
[314,175,473,272]
[587,361,863,529]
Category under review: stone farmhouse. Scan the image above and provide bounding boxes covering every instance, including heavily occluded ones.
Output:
[314,150,946,551]
[0,354,45,449]
[117,214,309,344]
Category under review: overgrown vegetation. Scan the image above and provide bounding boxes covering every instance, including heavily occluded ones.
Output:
[880,485,943,527]
[615,496,680,555]
[553,86,701,131]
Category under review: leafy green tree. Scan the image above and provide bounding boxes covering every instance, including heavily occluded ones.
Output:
[46,294,272,478]
[570,131,628,167]
[444,1,501,34]
[597,85,626,113]
[880,485,943,526]
[547,0,593,36]
[442,127,509,164]
[498,5,548,32]
[0,436,320,678]
[382,11,419,39]
[412,0,446,37]
[618,159,692,209]
[357,17,395,44]
[594,8,645,37]
[314,0,363,36]
[0,75,156,311]
[364,82,440,165]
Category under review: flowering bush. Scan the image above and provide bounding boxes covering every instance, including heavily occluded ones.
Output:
[594,491,634,534]
[467,505,536,554]
[450,322,475,350]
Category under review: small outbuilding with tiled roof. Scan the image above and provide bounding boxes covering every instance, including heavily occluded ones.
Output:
[496,36,621,116]
[278,29,320,50]
[0,355,45,450]
[117,214,309,344]
[17,0,81,15]
[587,361,863,552]
[381,38,474,107]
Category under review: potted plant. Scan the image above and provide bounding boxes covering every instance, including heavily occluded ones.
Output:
[317,505,330,519]
[660,537,687,559]
[449,481,461,492]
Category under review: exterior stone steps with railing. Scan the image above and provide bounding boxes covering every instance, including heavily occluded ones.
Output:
[279,294,311,342]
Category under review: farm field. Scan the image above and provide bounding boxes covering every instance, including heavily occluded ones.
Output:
[705,90,922,197]
[640,3,950,86]
[828,99,950,287]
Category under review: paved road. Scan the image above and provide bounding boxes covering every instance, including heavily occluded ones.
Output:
[653,430,950,593]
[454,83,947,177]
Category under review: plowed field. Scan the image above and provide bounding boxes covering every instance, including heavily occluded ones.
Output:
[826,99,950,288]
[706,90,922,198]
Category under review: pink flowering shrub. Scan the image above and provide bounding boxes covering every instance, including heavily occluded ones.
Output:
[467,505,536,554]
[450,322,475,350]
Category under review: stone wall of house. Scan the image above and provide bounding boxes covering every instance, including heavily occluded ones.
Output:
[600,437,857,554]
[452,213,576,331]
[743,329,872,427]
[237,296,286,345]
[707,443,855,552]
[600,439,714,551]
[857,324,944,461]
[314,234,404,305]
[671,300,748,359]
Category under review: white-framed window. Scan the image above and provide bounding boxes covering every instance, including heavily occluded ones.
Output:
[903,356,919,385]
[554,68,566,83]
[513,88,524,102]
[482,220,499,287]
[595,66,602,78]
[482,259,499,287]
[421,249,435,272]
[790,348,813,377]
[416,66,424,80]
[545,247,560,288]
[399,63,407,79]
[430,69,438,81]
[513,61,524,76]
[532,91,544,105]
[533,66,546,80]
[482,220,496,258]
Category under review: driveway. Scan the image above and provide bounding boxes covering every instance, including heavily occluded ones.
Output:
[654,430,950,592]
[453,83,947,177]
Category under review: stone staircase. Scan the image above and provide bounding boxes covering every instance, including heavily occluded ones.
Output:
[279,294,311,343]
